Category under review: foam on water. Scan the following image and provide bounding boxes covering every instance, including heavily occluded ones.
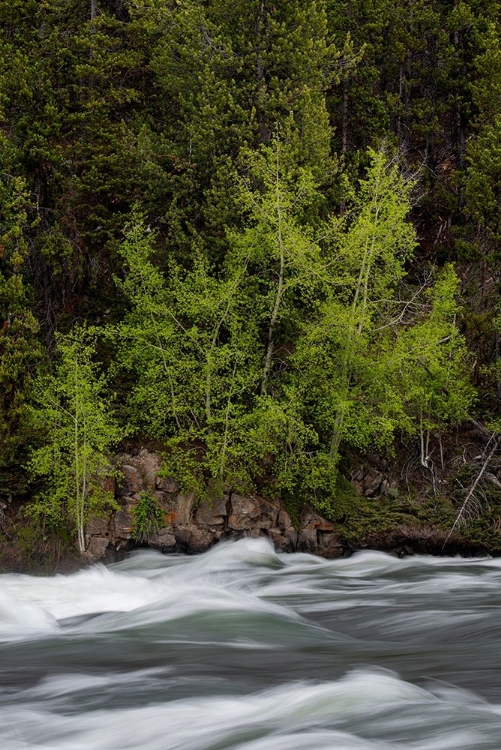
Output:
[2,670,501,749]
[2,538,501,748]
[0,587,57,638]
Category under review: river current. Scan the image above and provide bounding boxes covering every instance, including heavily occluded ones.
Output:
[1,538,501,749]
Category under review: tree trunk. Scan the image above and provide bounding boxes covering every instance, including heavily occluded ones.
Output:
[261,142,285,394]
[341,80,349,156]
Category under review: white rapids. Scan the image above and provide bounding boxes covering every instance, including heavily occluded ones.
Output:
[1,538,501,749]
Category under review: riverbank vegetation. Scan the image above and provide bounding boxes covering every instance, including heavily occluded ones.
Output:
[2,0,501,553]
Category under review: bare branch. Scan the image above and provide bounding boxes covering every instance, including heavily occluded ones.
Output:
[444,437,499,547]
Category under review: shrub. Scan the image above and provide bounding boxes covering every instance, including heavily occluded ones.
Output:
[131,492,165,542]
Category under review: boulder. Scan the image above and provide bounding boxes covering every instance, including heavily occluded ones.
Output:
[107,448,351,560]
[195,497,228,527]
[258,498,279,529]
[86,536,110,560]
[300,506,335,532]
[176,493,196,524]
[114,509,133,539]
[175,524,214,553]
[149,528,176,551]
[155,476,179,494]
[119,465,142,495]
[137,448,162,490]
[297,527,318,553]
[85,516,110,536]
[228,495,262,530]
[278,508,293,530]
[318,532,344,559]
[101,476,116,495]
[267,527,295,552]
[154,491,178,514]
[284,527,298,549]
[363,470,384,497]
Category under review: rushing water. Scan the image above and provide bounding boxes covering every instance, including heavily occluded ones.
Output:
[1,539,501,749]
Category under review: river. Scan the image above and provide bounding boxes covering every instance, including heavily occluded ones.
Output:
[1,538,501,748]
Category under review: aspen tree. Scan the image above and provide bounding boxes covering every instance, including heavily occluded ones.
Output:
[27,329,120,554]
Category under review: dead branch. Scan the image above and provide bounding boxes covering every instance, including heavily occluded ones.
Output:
[444,437,499,547]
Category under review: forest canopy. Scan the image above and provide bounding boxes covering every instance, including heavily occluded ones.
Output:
[1,0,500,545]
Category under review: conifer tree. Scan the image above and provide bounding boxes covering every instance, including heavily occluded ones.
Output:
[0,146,41,461]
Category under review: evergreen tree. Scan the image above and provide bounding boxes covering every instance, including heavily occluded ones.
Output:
[0,142,41,461]
[0,0,144,337]
[134,0,338,260]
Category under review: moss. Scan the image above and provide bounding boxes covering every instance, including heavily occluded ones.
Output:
[326,483,501,554]
[328,474,360,522]
[310,475,408,542]
[0,516,77,574]
[282,472,414,540]
[415,495,456,527]
[305,476,471,548]
[334,499,411,544]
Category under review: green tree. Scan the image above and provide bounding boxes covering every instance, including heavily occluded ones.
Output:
[384,265,475,470]
[115,211,263,494]
[116,146,475,513]
[289,150,474,506]
[229,135,330,396]
[27,328,121,554]
[0,142,41,461]
[460,19,501,404]
[132,0,338,262]
[0,0,144,338]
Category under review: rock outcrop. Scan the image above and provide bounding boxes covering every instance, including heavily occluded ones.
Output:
[85,448,346,562]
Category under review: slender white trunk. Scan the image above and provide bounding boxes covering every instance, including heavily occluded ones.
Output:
[219,361,238,480]
[330,162,383,459]
[74,358,86,555]
[261,142,285,394]
[206,299,231,421]
[79,414,87,555]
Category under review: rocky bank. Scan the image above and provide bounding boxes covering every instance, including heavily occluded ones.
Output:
[83,447,495,563]
[85,448,345,561]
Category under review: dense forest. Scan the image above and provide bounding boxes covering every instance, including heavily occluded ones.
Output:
[2,0,501,558]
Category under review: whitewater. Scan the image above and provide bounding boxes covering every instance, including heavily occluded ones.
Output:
[1,538,501,749]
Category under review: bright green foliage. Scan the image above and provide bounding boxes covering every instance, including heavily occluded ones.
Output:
[1,0,499,536]
[116,210,264,495]
[284,152,471,506]
[383,265,475,461]
[27,328,121,553]
[116,137,338,497]
[230,136,331,395]
[131,492,165,543]
[115,148,473,512]
[293,149,417,462]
